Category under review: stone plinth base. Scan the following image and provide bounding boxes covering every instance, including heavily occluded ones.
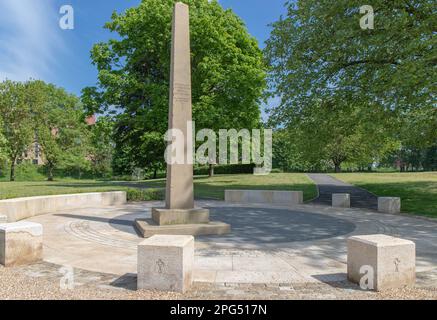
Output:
[152,208,209,225]
[0,215,7,223]
[0,222,43,267]
[135,219,230,238]
[332,194,351,208]
[137,235,194,293]
[347,234,415,291]
[378,197,401,214]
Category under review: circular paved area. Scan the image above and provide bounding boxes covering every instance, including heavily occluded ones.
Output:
[113,206,356,244]
[26,200,437,285]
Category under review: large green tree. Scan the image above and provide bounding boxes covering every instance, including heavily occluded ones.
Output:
[82,0,267,176]
[290,100,398,172]
[37,84,90,181]
[88,116,115,178]
[265,0,435,115]
[265,0,436,170]
[0,80,46,181]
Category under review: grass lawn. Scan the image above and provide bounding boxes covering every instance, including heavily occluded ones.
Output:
[332,172,437,218]
[0,179,143,200]
[0,173,317,202]
[193,173,317,200]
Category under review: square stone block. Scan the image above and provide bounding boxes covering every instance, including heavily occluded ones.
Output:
[378,197,401,214]
[0,222,43,267]
[137,235,194,293]
[332,194,350,208]
[347,234,415,291]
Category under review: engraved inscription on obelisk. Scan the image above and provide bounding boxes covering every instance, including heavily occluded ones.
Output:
[166,2,194,209]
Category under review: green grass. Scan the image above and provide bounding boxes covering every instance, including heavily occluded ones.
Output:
[0,173,317,202]
[0,179,163,202]
[193,173,317,201]
[3,172,435,217]
[332,172,437,218]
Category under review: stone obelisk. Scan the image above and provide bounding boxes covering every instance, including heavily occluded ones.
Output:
[166,2,194,210]
[135,2,230,237]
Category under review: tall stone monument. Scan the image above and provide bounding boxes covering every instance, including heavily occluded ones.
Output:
[135,2,230,237]
[165,1,194,211]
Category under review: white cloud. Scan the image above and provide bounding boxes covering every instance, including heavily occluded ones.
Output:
[0,0,66,82]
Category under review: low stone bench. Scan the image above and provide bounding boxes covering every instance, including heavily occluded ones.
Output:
[137,235,194,293]
[253,167,269,175]
[0,222,43,267]
[0,191,127,222]
[332,194,350,208]
[378,197,401,214]
[225,190,303,206]
[347,234,415,291]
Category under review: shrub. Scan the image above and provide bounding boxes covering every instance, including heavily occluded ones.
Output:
[126,188,164,201]
[194,164,255,175]
[8,162,46,181]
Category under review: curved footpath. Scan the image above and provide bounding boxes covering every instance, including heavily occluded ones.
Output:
[308,173,378,210]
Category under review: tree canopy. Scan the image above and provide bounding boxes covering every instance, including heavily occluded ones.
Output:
[0,80,90,181]
[37,84,90,181]
[265,0,436,171]
[0,80,46,180]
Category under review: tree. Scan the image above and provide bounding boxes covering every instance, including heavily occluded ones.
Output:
[0,116,7,161]
[423,146,437,171]
[272,129,310,172]
[37,84,90,181]
[285,99,398,172]
[264,1,435,171]
[82,0,267,177]
[89,116,115,177]
[395,106,437,170]
[265,0,435,116]
[0,115,8,176]
[138,131,166,179]
[0,80,45,181]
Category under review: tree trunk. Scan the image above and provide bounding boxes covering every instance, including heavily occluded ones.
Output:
[334,163,341,173]
[153,169,157,179]
[10,160,16,182]
[47,164,54,181]
[208,164,214,177]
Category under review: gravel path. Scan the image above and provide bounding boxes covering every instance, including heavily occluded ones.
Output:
[1,262,436,300]
[308,174,378,210]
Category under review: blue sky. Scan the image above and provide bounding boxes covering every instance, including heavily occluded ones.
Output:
[0,0,287,97]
